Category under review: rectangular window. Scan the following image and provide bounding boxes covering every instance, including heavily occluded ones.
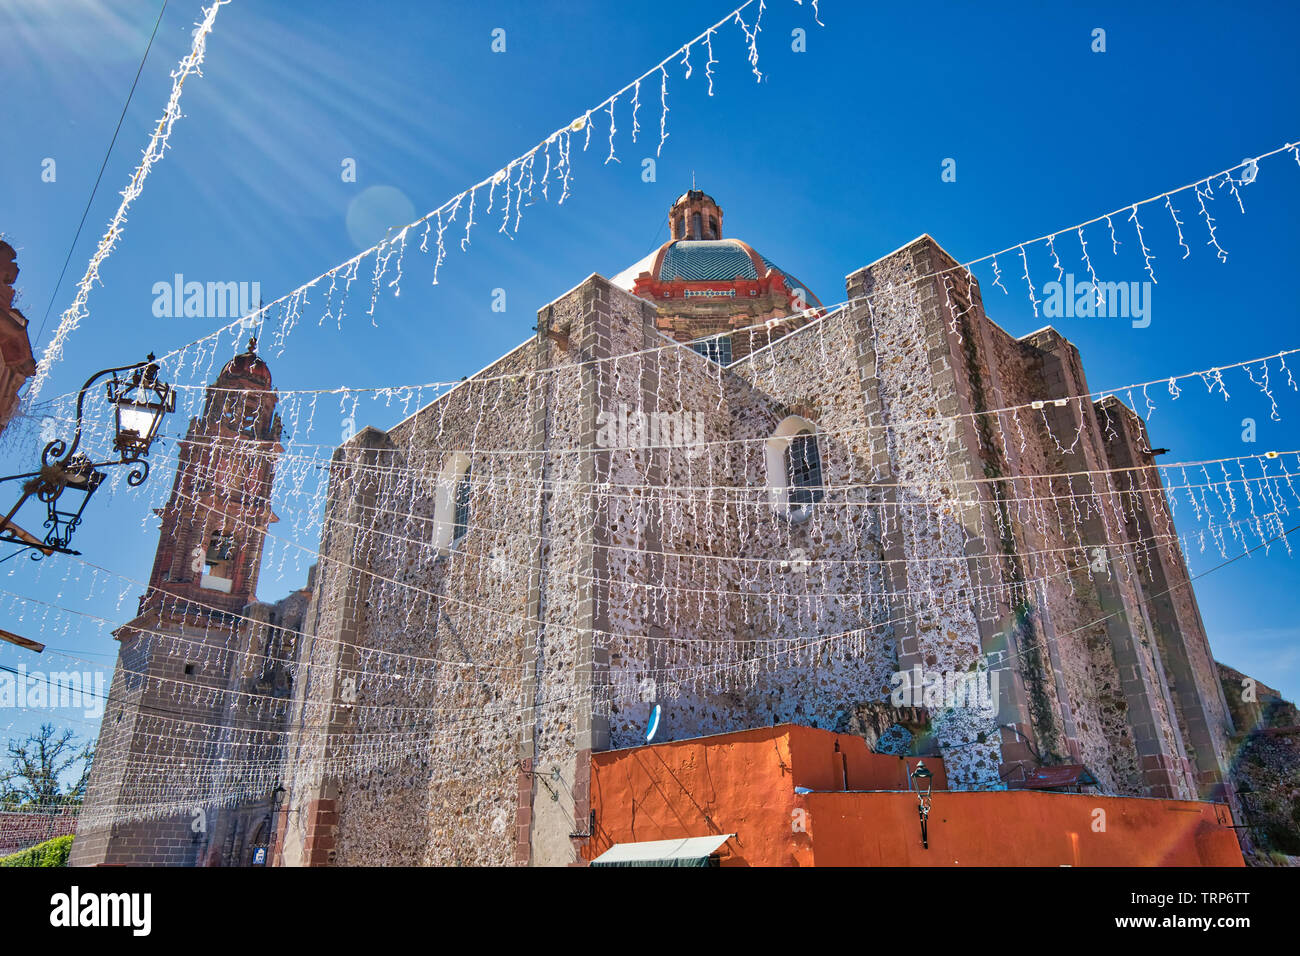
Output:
[690,335,732,366]
[453,467,472,543]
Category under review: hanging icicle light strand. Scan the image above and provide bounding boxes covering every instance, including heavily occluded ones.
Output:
[55,132,1295,425]
[26,0,230,401]
[60,0,805,404]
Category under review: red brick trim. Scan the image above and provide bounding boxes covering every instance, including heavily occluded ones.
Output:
[515,759,533,865]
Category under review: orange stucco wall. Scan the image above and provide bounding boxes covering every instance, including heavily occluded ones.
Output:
[585,724,1243,866]
[803,791,1242,866]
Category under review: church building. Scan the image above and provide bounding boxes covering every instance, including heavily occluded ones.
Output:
[76,191,1243,866]
[276,191,1240,865]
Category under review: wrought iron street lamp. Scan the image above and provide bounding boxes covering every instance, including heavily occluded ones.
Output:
[0,355,176,560]
[109,358,176,459]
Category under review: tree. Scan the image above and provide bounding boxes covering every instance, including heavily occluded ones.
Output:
[0,724,94,808]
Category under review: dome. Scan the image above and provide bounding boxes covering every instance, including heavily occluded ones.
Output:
[656,239,822,307]
[613,237,823,308]
[606,188,824,363]
[673,188,717,206]
[660,239,758,282]
[609,187,822,308]
[217,337,273,388]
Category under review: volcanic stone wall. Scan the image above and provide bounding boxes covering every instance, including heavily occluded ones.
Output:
[72,612,244,866]
[602,273,897,751]
[283,240,1234,865]
[828,233,1218,799]
[1098,397,1235,794]
[281,337,542,865]
[840,241,1004,789]
[975,321,1144,793]
[281,277,669,865]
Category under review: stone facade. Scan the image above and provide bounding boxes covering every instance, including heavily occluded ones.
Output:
[75,196,1246,866]
[275,210,1239,864]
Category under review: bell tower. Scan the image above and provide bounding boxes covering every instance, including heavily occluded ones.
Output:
[72,339,286,867]
[142,337,283,620]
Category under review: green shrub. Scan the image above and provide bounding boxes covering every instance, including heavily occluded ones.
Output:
[0,834,74,867]
[1263,822,1300,856]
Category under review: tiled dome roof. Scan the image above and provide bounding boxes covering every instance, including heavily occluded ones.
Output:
[608,190,822,313]
[659,239,760,281]
[643,238,822,307]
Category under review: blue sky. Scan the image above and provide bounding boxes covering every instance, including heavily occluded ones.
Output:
[1,0,1298,756]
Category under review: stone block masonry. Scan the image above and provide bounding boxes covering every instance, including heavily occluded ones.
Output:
[75,203,1243,865]
[274,234,1233,865]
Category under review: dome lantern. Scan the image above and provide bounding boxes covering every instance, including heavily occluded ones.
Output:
[669,189,723,240]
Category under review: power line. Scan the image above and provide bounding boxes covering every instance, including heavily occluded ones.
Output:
[32,0,169,351]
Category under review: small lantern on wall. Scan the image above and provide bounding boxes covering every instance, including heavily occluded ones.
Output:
[909,761,934,850]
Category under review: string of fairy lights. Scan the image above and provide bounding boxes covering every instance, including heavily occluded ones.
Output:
[22,404,1300,578]
[7,316,1289,816]
[16,340,1299,609]
[0,513,1248,786]
[1,497,1284,700]
[7,505,1290,830]
[12,321,1300,658]
[7,395,1289,816]
[24,0,798,407]
[27,0,229,401]
[5,0,1300,834]
[14,411,1297,676]
[3,500,1294,826]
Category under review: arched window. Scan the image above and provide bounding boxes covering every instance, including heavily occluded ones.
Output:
[765,416,823,520]
[201,527,236,593]
[691,212,702,239]
[676,216,686,239]
[786,432,823,507]
[433,453,472,554]
[708,215,718,239]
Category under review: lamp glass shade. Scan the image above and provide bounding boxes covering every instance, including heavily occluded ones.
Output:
[116,401,164,449]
